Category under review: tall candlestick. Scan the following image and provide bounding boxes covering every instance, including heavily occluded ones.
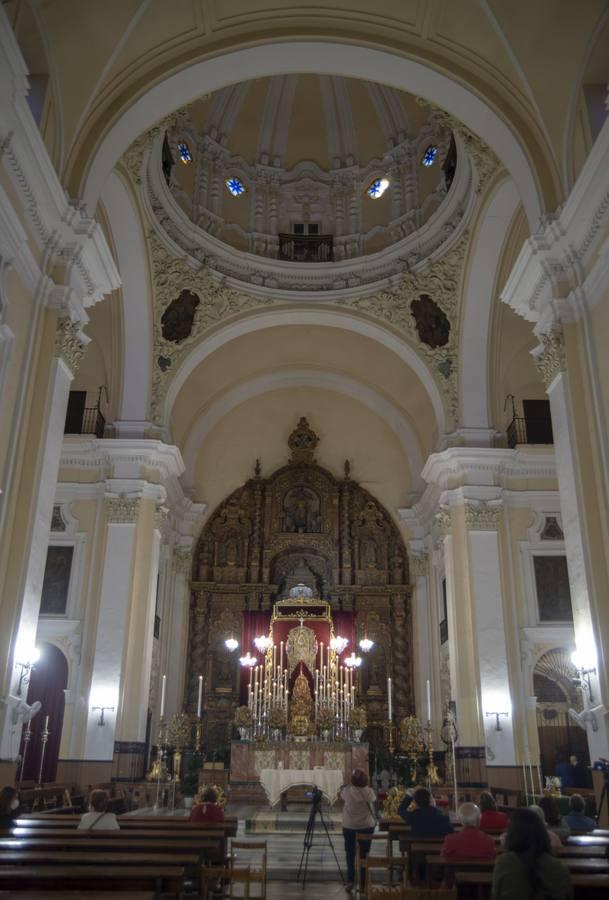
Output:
[197,675,203,718]
[387,677,392,721]
[426,679,432,722]
[280,641,284,673]
[160,675,166,718]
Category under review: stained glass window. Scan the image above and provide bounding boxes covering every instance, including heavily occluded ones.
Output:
[178,142,192,164]
[422,145,438,167]
[226,176,246,197]
[366,177,390,199]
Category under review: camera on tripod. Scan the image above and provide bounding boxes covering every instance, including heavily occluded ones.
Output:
[593,758,609,775]
[305,786,323,806]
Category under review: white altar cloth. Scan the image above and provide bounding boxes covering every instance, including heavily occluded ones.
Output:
[259,768,344,808]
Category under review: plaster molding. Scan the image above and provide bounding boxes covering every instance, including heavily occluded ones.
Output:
[105,494,141,524]
[422,446,557,489]
[409,551,430,578]
[54,317,89,376]
[464,499,502,531]
[435,507,452,537]
[531,329,567,388]
[173,546,193,575]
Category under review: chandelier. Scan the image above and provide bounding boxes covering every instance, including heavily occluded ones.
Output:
[359,636,374,653]
[330,635,349,654]
[239,652,257,668]
[225,636,239,652]
[344,653,363,668]
[253,635,273,653]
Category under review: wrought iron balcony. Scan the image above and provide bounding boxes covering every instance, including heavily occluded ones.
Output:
[278,233,334,263]
[506,415,553,448]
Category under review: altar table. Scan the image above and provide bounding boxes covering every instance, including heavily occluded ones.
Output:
[259,768,344,808]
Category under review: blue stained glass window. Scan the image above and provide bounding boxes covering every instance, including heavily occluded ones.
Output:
[422,145,438,167]
[226,177,246,197]
[367,177,390,199]
[178,142,192,164]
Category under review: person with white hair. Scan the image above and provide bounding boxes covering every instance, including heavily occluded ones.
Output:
[442,802,497,858]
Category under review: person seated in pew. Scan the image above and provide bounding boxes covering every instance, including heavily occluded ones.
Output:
[538,796,570,841]
[398,786,453,837]
[78,789,120,830]
[479,791,509,830]
[564,794,595,832]
[0,787,20,829]
[189,786,225,824]
[492,807,572,900]
[501,806,561,854]
[442,803,497,858]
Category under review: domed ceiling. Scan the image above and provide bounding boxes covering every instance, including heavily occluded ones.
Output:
[161,75,457,263]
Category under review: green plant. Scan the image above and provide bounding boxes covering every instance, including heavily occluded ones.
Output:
[181,750,202,797]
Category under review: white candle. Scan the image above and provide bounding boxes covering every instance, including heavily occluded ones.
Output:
[160,674,166,718]
[426,679,432,723]
[280,641,284,672]
[44,715,49,731]
[387,677,392,721]
[197,675,203,718]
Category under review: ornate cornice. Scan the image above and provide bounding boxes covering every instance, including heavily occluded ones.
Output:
[435,507,452,537]
[464,500,501,531]
[54,317,87,375]
[154,503,169,531]
[105,494,141,524]
[533,329,566,388]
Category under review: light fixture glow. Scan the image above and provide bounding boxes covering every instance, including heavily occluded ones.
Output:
[367,177,390,199]
[225,636,239,652]
[344,653,363,668]
[330,636,349,654]
[359,637,374,653]
[422,145,438,167]
[178,141,192,164]
[226,176,246,196]
[239,652,257,668]
[253,635,273,653]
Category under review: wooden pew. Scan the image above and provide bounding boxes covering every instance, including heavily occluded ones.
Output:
[16,814,239,838]
[0,835,224,866]
[0,893,154,900]
[0,850,199,867]
[455,870,609,899]
[426,853,609,887]
[0,865,185,897]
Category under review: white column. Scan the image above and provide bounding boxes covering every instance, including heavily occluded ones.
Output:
[537,337,609,759]
[410,548,440,740]
[84,499,139,760]
[161,547,193,723]
[466,502,517,765]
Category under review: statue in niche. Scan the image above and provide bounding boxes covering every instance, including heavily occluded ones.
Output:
[225,538,239,567]
[212,641,236,693]
[363,539,378,568]
[391,549,404,582]
[161,290,200,343]
[410,293,450,349]
[282,486,320,533]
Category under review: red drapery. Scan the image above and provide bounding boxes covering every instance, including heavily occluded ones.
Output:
[239,609,356,703]
[21,642,68,782]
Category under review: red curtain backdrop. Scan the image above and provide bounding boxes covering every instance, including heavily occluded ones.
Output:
[21,642,68,783]
[239,610,356,703]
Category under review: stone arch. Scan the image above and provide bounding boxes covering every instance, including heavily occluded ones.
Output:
[82,41,544,227]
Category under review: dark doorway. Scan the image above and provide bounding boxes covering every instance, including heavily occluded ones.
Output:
[20,643,68,783]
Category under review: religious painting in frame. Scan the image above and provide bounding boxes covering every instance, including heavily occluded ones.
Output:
[533,554,573,623]
[40,545,74,616]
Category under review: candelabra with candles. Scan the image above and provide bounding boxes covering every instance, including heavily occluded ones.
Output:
[425,720,441,786]
[37,716,50,787]
[19,720,32,783]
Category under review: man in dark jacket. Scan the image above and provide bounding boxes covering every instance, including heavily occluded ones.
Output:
[397,786,453,836]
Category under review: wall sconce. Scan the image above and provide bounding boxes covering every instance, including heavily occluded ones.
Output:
[15,647,41,696]
[571,650,596,704]
[485,711,509,731]
[92,705,115,726]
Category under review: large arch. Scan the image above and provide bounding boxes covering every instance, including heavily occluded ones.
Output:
[164,308,448,440]
[82,41,543,228]
[459,176,521,435]
[181,369,424,490]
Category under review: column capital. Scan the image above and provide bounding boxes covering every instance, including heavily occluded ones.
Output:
[173,546,193,575]
[54,317,88,376]
[435,507,452,537]
[532,328,567,388]
[104,493,141,524]
[464,499,502,531]
[409,551,429,578]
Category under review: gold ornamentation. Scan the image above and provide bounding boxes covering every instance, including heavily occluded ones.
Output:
[349,706,367,728]
[105,494,141,524]
[289,672,314,736]
[55,317,87,375]
[317,707,334,730]
[534,330,566,387]
[196,784,226,807]
[167,712,192,749]
[234,706,253,728]
[399,715,425,755]
[268,705,286,729]
[381,786,408,819]
[288,417,319,464]
[286,624,318,677]
[464,501,501,531]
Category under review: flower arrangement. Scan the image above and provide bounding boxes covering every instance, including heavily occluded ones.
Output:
[381,786,408,819]
[544,776,562,797]
[399,715,425,756]
[234,705,253,728]
[167,712,193,749]
[268,705,286,729]
[195,783,226,807]
[349,706,367,728]
[317,707,334,729]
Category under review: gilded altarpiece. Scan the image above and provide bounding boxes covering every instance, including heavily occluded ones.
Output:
[186,419,412,750]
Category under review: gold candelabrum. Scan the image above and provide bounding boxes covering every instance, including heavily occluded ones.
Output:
[194,716,202,752]
[37,717,50,787]
[426,720,441,786]
[386,719,396,754]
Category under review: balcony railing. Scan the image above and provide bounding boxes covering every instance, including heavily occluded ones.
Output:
[507,415,553,448]
[278,233,334,263]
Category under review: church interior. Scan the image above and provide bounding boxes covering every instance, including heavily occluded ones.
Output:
[1,0,609,895]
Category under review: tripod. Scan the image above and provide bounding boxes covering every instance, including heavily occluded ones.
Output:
[297,788,344,889]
